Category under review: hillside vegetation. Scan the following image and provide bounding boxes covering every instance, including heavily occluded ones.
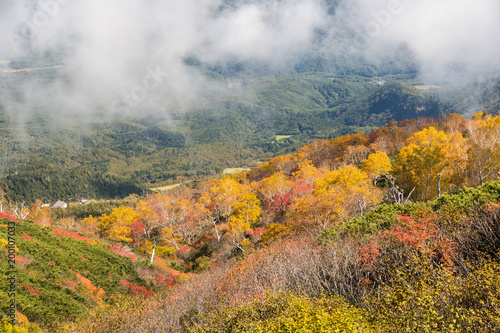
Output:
[2,112,500,332]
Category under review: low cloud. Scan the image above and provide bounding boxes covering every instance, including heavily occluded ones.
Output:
[0,0,499,129]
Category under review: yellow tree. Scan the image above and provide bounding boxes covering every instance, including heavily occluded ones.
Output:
[392,127,466,201]
[210,178,246,219]
[135,199,161,239]
[314,165,369,195]
[98,206,139,242]
[290,191,345,233]
[28,200,43,220]
[254,171,294,201]
[160,198,204,249]
[292,160,326,186]
[80,215,99,235]
[464,115,500,186]
[197,178,249,242]
[34,206,54,228]
[289,165,381,234]
[315,165,381,218]
[226,192,261,252]
[362,151,392,181]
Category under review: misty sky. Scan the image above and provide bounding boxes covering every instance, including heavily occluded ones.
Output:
[1,0,500,121]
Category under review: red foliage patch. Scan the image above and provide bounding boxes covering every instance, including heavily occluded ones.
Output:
[20,234,32,241]
[129,220,147,246]
[152,268,181,288]
[357,215,457,270]
[109,243,138,262]
[292,183,314,197]
[19,284,40,295]
[71,270,105,299]
[265,192,292,215]
[154,274,175,287]
[357,240,381,270]
[247,227,265,241]
[52,229,94,244]
[71,271,97,293]
[62,279,79,291]
[119,279,153,298]
[81,257,90,262]
[382,215,439,256]
[15,256,32,269]
[177,244,194,261]
[49,261,57,265]
[0,212,17,222]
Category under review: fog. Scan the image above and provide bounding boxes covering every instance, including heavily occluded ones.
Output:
[1,0,499,125]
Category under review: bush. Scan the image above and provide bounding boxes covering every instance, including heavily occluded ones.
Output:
[366,254,500,332]
[191,290,374,333]
[319,202,429,243]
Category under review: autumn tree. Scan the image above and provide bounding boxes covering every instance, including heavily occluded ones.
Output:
[160,198,204,249]
[98,206,139,242]
[345,145,371,165]
[34,206,54,228]
[131,196,166,260]
[392,127,467,201]
[266,155,300,176]
[288,165,381,234]
[290,191,345,233]
[139,192,204,252]
[135,199,161,239]
[28,200,43,220]
[196,178,245,241]
[254,171,295,217]
[315,165,382,217]
[464,114,500,186]
[226,191,261,252]
[369,119,413,155]
[80,215,99,235]
[292,160,326,186]
[362,151,392,184]
[298,133,368,168]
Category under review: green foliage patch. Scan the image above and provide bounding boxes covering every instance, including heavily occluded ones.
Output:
[0,219,147,328]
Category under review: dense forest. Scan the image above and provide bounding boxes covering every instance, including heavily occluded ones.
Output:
[2,112,500,332]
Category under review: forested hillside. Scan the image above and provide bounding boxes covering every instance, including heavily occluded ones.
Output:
[2,112,500,332]
[2,63,500,204]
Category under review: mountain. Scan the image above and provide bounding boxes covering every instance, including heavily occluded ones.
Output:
[3,58,499,204]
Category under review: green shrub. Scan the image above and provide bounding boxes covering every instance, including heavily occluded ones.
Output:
[319,202,429,243]
[0,220,149,328]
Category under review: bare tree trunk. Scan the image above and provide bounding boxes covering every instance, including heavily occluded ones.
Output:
[437,170,445,199]
[212,221,222,242]
[403,188,415,206]
[12,202,29,220]
[149,238,157,264]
